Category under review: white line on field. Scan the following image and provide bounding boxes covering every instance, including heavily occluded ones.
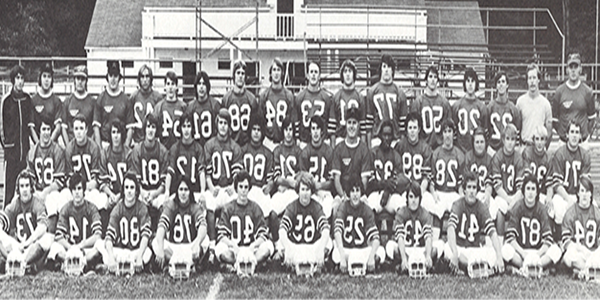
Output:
[206,273,223,300]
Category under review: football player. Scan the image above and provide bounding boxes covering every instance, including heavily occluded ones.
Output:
[103,120,130,210]
[502,175,561,272]
[332,175,384,274]
[366,119,407,214]
[329,59,367,146]
[153,70,186,149]
[548,120,591,226]
[561,176,600,277]
[128,65,162,146]
[487,71,521,154]
[452,68,488,153]
[30,63,62,145]
[259,58,294,151]
[98,173,152,273]
[47,172,103,271]
[521,125,551,203]
[445,171,504,276]
[185,70,221,147]
[61,65,95,144]
[164,112,206,202]
[294,61,332,147]
[271,117,302,214]
[153,177,208,272]
[215,171,273,272]
[366,54,408,147]
[94,61,133,148]
[222,60,257,147]
[490,123,526,241]
[298,115,334,218]
[410,66,452,150]
[463,127,493,210]
[278,172,331,270]
[0,171,52,273]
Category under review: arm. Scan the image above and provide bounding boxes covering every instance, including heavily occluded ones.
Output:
[76,232,101,250]
[447,225,459,269]
[22,224,47,249]
[61,125,70,146]
[51,124,62,143]
[397,234,408,271]
[30,127,39,145]
[94,126,101,148]
[333,173,345,199]
[164,173,173,200]
[125,128,133,149]
[490,231,505,273]
[367,238,380,271]
[334,230,347,271]
[154,226,166,266]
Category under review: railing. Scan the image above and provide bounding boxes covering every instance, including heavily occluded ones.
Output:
[277,14,294,38]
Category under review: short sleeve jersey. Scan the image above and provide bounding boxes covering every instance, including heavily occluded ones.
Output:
[366,82,408,138]
[259,86,294,143]
[106,200,152,249]
[128,89,162,143]
[505,199,553,249]
[65,137,107,184]
[216,200,268,246]
[561,204,600,250]
[204,136,243,187]
[410,93,453,150]
[394,136,433,183]
[273,142,301,180]
[167,140,206,194]
[371,146,403,183]
[298,142,333,184]
[331,140,372,189]
[241,143,274,187]
[153,98,186,149]
[334,200,380,249]
[184,96,221,146]
[27,141,67,190]
[329,88,367,137]
[158,198,206,244]
[221,89,257,147]
[280,199,329,244]
[430,146,465,193]
[552,82,596,142]
[393,206,433,247]
[452,97,488,153]
[56,200,102,245]
[448,198,496,247]
[464,150,493,193]
[128,141,169,190]
[62,93,96,140]
[31,92,62,137]
[94,90,132,143]
[104,145,131,195]
[550,145,591,195]
[0,196,47,242]
[521,145,551,194]
[491,149,526,196]
[294,88,332,143]
[487,98,522,151]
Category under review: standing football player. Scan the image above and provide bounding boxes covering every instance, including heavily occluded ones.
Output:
[185,70,221,147]
[153,70,186,149]
[294,61,332,147]
[259,58,294,151]
[329,59,367,146]
[452,68,488,153]
[30,63,62,145]
[222,60,257,148]
[487,71,521,155]
[128,65,162,146]
[62,65,96,144]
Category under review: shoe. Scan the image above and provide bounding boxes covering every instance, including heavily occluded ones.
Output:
[26,263,38,275]
[83,270,96,277]
[95,263,108,275]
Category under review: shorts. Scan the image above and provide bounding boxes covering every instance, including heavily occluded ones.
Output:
[422,191,459,219]
[366,191,406,214]
[502,243,562,264]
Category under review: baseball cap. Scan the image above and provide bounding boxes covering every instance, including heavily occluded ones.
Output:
[567,53,581,66]
[73,65,88,78]
[107,60,121,76]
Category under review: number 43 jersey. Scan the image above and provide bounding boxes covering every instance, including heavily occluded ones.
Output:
[106,200,152,250]
[393,206,433,247]
[217,200,268,247]
[158,198,206,244]
[55,201,102,244]
[280,199,329,244]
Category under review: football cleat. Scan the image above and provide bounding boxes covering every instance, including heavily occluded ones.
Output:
[169,252,193,280]
[234,247,257,278]
[408,253,428,279]
[522,253,543,279]
[63,248,86,276]
[347,251,367,277]
[6,250,26,277]
[467,259,491,279]
[115,255,136,277]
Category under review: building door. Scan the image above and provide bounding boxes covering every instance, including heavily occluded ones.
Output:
[277,0,294,37]
[182,62,196,101]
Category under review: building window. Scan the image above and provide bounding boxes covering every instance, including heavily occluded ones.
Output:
[160,60,173,69]
[218,61,231,70]
[122,61,134,68]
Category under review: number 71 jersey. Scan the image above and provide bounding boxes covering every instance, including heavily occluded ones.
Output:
[217,200,269,247]
[550,145,591,195]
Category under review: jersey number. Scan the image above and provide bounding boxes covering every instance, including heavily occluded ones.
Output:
[343,216,365,246]
[292,214,316,243]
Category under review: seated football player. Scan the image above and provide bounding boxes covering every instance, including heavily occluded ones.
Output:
[278,172,331,274]
[366,119,408,214]
[502,175,561,275]
[153,177,208,276]
[47,172,103,273]
[0,171,52,274]
[463,127,495,217]
[521,125,551,204]
[490,123,526,242]
[215,171,273,275]
[561,176,600,279]
[98,173,152,274]
[444,171,504,277]
[332,175,385,275]
[387,181,444,275]
[271,117,302,215]
[423,119,464,222]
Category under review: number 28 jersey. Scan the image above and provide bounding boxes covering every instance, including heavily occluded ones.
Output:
[217,200,268,247]
[158,198,206,244]
[280,199,329,244]
[106,200,152,250]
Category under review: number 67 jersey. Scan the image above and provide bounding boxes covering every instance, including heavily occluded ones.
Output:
[106,200,152,250]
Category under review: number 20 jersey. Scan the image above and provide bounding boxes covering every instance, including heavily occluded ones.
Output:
[106,200,152,249]
[280,199,329,244]
[217,200,268,247]
[56,200,102,244]
[158,198,206,244]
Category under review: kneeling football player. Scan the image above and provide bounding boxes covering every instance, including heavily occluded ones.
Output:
[153,176,208,277]
[388,181,444,276]
[502,175,561,276]
[278,172,331,275]
[47,172,103,274]
[332,175,385,276]
[215,170,273,276]
[445,171,504,278]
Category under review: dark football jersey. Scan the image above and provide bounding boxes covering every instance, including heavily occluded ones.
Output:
[562,204,600,250]
[0,196,47,242]
[106,200,152,249]
[153,98,186,149]
[329,88,367,137]
[204,136,243,188]
[27,141,67,190]
[448,198,496,247]
[273,142,301,180]
[104,145,130,195]
[184,96,221,146]
[394,136,433,183]
[431,146,465,193]
[464,149,493,193]
[294,88,332,143]
[393,206,433,247]
[168,140,206,193]
[410,93,452,149]
[216,200,268,247]
[65,137,106,184]
[259,86,294,143]
[298,142,333,184]
[222,89,257,147]
[241,143,274,187]
[371,146,403,183]
[334,200,379,249]
[491,149,526,196]
[505,200,553,249]
[94,90,133,143]
[128,89,162,143]
[158,198,206,244]
[366,82,408,137]
[62,93,96,140]
[56,200,102,245]
[280,199,329,244]
[487,99,521,151]
[331,140,372,190]
[551,145,591,195]
[31,92,62,137]
[128,141,169,190]
[521,145,551,194]
[452,97,488,153]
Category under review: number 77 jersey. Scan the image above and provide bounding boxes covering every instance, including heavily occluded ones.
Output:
[366,82,408,137]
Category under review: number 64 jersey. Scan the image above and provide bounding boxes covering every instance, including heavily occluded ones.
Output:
[561,204,600,251]
[106,200,152,250]
[217,200,268,247]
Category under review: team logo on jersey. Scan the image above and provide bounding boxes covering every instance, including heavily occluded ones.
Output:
[342,158,351,166]
[35,105,44,113]
[562,101,573,109]
[104,106,114,114]
[70,109,79,117]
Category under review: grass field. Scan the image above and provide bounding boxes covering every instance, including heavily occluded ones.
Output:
[2,269,600,299]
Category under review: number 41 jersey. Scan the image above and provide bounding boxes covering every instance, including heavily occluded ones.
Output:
[158,198,206,244]
[448,198,496,248]
[217,200,268,247]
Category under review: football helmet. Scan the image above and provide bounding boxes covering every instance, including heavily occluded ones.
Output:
[584,256,600,281]
[347,251,367,277]
[116,254,136,276]
[467,258,491,279]
[408,252,428,279]
[169,251,194,280]
[235,247,257,277]
[6,250,26,277]
[522,253,543,279]
[63,247,86,276]
[293,249,319,277]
